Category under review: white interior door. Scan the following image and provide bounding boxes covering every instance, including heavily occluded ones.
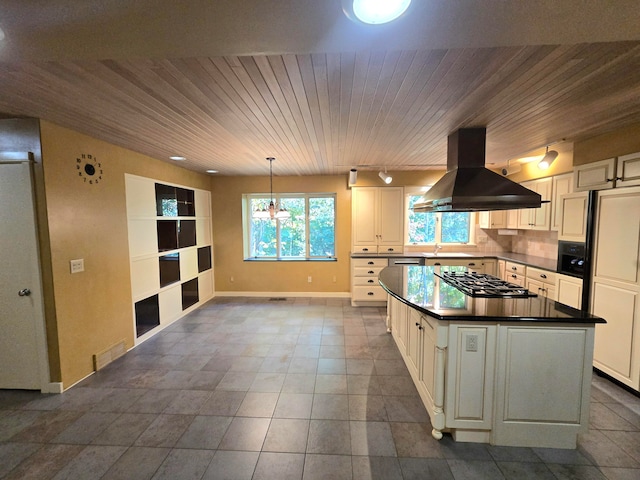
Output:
[0,161,49,390]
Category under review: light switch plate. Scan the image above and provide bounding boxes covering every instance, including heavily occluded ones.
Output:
[70,258,84,274]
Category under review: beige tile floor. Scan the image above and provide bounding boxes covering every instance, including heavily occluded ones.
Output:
[1,297,639,479]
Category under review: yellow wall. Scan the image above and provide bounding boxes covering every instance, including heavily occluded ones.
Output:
[39,121,211,388]
[574,123,640,165]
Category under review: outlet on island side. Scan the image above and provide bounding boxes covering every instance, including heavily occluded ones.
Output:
[466,334,478,352]
[307,276,312,283]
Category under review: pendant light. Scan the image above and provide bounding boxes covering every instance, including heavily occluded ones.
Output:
[253,157,290,220]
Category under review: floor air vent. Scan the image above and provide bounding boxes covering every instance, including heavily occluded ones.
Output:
[269,297,287,301]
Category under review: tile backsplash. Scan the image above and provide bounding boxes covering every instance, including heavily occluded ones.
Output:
[511,229,559,260]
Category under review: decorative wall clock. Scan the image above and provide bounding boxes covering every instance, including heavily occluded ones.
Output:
[76,153,103,185]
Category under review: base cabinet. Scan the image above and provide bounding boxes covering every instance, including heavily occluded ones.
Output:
[388,295,594,448]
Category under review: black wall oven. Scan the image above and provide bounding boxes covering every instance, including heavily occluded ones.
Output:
[557,241,586,278]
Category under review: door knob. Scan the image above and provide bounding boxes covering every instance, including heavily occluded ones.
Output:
[18,288,31,297]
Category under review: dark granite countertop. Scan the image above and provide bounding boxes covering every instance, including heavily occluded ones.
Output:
[351,251,558,273]
[379,265,605,323]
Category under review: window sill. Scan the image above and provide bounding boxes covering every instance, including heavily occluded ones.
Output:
[244,257,337,262]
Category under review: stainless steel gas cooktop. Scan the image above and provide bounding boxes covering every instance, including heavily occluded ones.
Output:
[435,271,538,298]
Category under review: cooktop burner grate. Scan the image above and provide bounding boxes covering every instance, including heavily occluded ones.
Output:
[435,271,538,298]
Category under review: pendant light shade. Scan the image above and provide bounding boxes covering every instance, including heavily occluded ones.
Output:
[253,157,290,220]
[348,168,358,186]
[538,147,558,170]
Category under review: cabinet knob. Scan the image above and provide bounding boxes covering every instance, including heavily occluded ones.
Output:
[367,292,374,296]
[540,274,547,279]
[368,279,374,283]
[615,177,623,181]
[367,261,374,265]
[363,248,369,252]
[368,270,374,274]
[418,325,423,330]
[434,262,441,266]
[606,178,614,182]
[468,262,476,266]
[511,266,517,270]
[415,322,420,326]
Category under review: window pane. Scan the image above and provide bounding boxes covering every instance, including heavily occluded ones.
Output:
[309,197,335,257]
[250,198,276,257]
[407,195,436,243]
[441,212,470,243]
[279,197,306,257]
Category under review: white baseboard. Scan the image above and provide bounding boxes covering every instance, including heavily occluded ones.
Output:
[215,291,351,298]
[42,382,64,394]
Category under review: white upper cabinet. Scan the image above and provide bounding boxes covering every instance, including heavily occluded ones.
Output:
[551,173,573,231]
[478,210,507,229]
[616,151,640,188]
[574,158,616,191]
[351,187,404,254]
[517,177,552,230]
[557,191,588,242]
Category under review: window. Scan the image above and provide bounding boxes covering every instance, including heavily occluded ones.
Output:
[405,188,474,245]
[244,193,336,260]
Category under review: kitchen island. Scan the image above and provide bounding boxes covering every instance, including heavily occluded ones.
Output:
[379,264,606,449]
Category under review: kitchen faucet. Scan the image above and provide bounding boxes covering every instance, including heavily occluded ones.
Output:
[434,243,442,255]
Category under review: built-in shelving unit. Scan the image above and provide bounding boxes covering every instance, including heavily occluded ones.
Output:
[125,174,214,342]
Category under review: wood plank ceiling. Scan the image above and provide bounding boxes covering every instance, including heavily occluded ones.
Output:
[0,3,639,176]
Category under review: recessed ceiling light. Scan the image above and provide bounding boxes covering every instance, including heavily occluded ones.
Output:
[206,169,218,174]
[169,156,186,161]
[343,0,412,25]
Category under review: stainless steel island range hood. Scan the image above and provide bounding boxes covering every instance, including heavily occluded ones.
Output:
[413,128,542,212]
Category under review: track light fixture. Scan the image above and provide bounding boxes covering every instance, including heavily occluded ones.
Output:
[378,169,392,184]
[348,168,358,186]
[500,160,522,176]
[538,147,558,170]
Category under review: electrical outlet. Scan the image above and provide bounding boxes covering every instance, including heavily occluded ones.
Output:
[70,258,84,274]
[332,275,337,283]
[466,334,478,352]
[307,276,312,283]
[230,276,234,283]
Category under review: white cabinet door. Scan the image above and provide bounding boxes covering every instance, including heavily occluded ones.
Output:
[351,188,378,247]
[557,191,588,242]
[351,187,404,252]
[378,187,404,247]
[616,151,640,188]
[574,158,616,191]
[551,173,573,231]
[516,178,551,230]
[591,186,640,390]
[478,210,506,229]
[556,274,583,310]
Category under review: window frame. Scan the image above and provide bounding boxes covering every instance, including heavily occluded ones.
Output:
[404,186,476,246]
[243,192,337,261]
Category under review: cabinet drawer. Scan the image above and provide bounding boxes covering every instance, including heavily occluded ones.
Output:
[352,258,388,268]
[505,262,526,275]
[378,245,403,254]
[352,285,387,301]
[505,272,526,287]
[526,266,556,285]
[352,245,378,254]
[353,276,380,286]
[354,266,385,277]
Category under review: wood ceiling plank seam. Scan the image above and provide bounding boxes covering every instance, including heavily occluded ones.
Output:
[279,54,325,170]
[291,54,330,171]
[325,53,343,174]
[369,50,451,167]
[464,45,594,130]
[340,51,370,169]
[398,45,576,162]
[195,57,290,158]
[353,50,409,165]
[212,56,302,168]
[389,49,486,162]
[309,53,336,177]
[234,55,309,174]
[367,49,462,162]
[259,55,319,173]
[247,55,312,175]
[336,52,357,170]
[487,45,639,136]
[347,51,386,165]
[175,58,277,164]
[310,54,336,174]
[363,50,434,166]
[362,50,440,167]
